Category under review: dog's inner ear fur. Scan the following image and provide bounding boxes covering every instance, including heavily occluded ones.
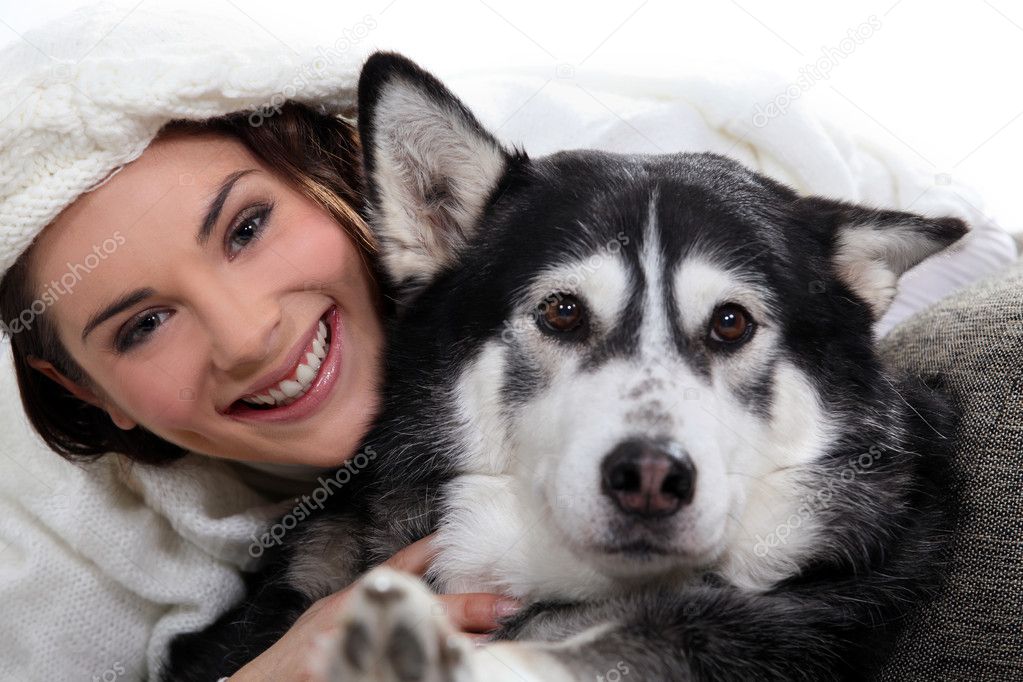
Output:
[367,79,511,293]
[810,199,969,319]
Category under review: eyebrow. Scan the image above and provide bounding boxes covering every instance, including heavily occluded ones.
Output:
[80,169,258,344]
[196,168,257,247]
[81,287,156,343]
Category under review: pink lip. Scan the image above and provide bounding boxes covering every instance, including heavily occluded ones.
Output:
[223,305,344,423]
[234,309,326,401]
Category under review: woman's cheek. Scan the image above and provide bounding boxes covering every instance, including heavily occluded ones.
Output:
[278,210,355,284]
[129,380,202,431]
[109,352,204,431]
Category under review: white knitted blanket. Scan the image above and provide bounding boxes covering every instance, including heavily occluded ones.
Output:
[0,63,1017,682]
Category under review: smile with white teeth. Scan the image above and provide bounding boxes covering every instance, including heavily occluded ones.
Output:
[239,316,332,409]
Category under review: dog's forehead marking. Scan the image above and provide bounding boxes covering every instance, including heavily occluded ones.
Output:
[575,251,631,328]
[673,256,737,335]
[672,252,773,336]
[524,242,631,332]
[636,192,674,360]
[612,192,682,429]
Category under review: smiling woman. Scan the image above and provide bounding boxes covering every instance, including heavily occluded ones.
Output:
[1,104,388,468]
[0,7,522,679]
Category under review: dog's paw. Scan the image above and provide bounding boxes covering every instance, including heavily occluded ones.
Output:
[309,567,474,682]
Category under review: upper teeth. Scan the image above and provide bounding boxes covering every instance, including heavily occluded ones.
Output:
[241,318,329,408]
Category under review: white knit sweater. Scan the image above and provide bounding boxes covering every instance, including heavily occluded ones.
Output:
[0,10,1017,682]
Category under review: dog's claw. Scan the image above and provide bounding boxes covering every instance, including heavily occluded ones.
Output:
[364,573,402,602]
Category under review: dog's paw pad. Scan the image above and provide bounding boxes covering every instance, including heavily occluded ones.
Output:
[342,620,373,673]
[386,623,427,679]
[313,567,472,682]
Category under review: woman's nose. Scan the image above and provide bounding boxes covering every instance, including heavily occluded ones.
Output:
[205,295,282,373]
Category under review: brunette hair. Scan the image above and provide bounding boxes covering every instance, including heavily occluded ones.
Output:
[0,101,377,465]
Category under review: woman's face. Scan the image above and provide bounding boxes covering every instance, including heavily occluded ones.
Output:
[28,132,385,467]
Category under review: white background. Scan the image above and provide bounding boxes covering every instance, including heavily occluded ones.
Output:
[3,0,1021,231]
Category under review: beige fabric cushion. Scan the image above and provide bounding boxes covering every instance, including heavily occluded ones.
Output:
[872,258,1023,680]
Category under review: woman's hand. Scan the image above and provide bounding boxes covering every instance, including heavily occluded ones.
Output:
[227,534,520,681]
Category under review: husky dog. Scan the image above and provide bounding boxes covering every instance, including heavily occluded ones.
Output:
[165,53,965,682]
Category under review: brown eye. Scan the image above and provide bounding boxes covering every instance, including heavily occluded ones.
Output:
[709,304,754,345]
[539,294,586,335]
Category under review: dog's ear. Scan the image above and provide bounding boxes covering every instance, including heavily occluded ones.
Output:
[804,197,970,319]
[357,52,514,296]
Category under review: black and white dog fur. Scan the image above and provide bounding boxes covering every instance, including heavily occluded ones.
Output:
[165,53,965,681]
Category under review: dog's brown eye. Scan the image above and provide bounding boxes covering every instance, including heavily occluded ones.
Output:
[709,304,753,345]
[539,294,585,334]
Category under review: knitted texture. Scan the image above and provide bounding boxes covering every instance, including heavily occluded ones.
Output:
[0,2,364,278]
[872,258,1023,680]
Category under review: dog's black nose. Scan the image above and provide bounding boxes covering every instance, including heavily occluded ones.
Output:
[601,439,696,518]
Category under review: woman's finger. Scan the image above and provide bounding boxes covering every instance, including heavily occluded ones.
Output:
[436,593,523,633]
[380,534,438,576]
